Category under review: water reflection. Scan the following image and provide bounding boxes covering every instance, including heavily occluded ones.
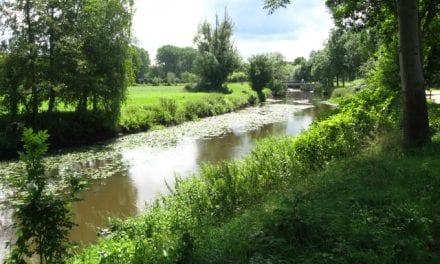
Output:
[69,98,327,246]
[71,166,137,244]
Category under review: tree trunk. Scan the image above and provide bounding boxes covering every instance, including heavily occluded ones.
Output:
[47,7,56,113]
[396,0,430,147]
[25,0,38,116]
[342,72,345,87]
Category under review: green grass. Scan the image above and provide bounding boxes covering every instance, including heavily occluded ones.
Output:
[194,143,440,263]
[124,86,209,107]
[124,83,253,107]
[330,79,368,102]
[119,83,260,132]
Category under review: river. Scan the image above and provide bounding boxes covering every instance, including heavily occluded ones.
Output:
[0,90,330,260]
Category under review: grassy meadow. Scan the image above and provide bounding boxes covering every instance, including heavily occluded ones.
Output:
[119,83,263,132]
[124,83,253,107]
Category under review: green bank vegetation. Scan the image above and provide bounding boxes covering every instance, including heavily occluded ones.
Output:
[66,82,440,262]
[119,83,266,132]
[4,129,87,264]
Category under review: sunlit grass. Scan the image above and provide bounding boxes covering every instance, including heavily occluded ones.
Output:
[124,85,209,107]
[124,83,253,108]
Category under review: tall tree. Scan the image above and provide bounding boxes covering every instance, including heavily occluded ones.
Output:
[248,54,274,102]
[76,0,133,127]
[193,11,239,91]
[396,0,430,146]
[127,45,150,84]
[264,0,431,147]
[156,45,181,75]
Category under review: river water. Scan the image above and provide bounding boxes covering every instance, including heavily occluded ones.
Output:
[0,90,330,259]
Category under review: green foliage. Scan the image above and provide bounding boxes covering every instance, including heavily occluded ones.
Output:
[428,102,440,136]
[366,42,401,92]
[292,56,311,82]
[180,72,199,84]
[228,71,248,83]
[0,112,115,159]
[248,54,273,102]
[248,53,289,100]
[156,45,198,77]
[127,46,150,84]
[166,72,177,86]
[193,11,240,91]
[330,79,368,101]
[69,86,401,263]
[198,145,440,263]
[5,128,86,263]
[0,0,133,133]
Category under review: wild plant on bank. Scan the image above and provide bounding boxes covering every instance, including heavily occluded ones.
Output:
[4,129,86,264]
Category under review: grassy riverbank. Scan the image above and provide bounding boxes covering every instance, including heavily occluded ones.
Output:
[0,83,264,159]
[68,85,439,263]
[119,83,264,132]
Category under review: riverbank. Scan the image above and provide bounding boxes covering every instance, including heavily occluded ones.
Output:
[66,86,440,263]
[1,94,321,261]
[0,83,266,160]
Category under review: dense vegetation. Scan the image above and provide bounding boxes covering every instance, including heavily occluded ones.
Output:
[4,129,86,263]
[0,0,134,159]
[2,0,439,262]
[192,11,240,92]
[119,84,265,133]
[0,83,261,159]
[67,81,440,263]
[248,53,290,102]
[266,0,438,148]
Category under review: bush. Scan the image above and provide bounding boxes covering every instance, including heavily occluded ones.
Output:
[248,54,273,102]
[180,72,199,84]
[151,77,163,86]
[0,111,115,158]
[5,129,86,263]
[119,106,155,132]
[228,71,247,83]
[268,79,287,96]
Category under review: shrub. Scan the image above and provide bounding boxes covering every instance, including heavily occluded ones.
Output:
[228,71,247,83]
[180,72,199,84]
[268,79,286,96]
[0,111,115,158]
[151,77,162,86]
[5,129,86,263]
[119,106,155,132]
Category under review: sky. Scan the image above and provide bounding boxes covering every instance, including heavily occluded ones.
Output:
[132,0,334,63]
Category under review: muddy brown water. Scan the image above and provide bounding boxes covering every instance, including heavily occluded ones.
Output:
[1,90,331,258]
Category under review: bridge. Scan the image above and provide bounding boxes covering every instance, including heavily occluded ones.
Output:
[285,81,317,91]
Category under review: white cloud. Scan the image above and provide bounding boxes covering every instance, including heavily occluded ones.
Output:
[133,0,333,62]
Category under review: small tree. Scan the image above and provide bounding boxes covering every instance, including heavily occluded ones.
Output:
[248,54,274,102]
[5,128,85,263]
[166,72,177,85]
[193,10,239,91]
